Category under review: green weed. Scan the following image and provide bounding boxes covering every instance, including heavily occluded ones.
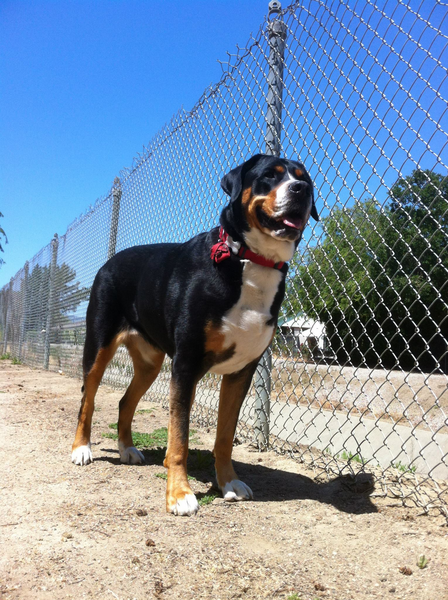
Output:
[102,432,118,441]
[198,491,219,506]
[392,460,417,474]
[135,427,168,448]
[155,472,195,481]
[103,425,199,451]
[337,451,367,465]
[0,353,21,364]
[417,554,429,569]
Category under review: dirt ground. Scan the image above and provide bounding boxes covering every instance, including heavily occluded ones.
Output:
[1,360,448,600]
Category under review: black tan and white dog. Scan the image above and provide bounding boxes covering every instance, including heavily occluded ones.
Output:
[71,153,318,516]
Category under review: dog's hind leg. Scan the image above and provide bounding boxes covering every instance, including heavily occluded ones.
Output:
[71,279,125,466]
[213,360,258,501]
[71,333,122,465]
[117,333,165,464]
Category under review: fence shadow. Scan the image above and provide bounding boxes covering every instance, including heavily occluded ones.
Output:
[98,446,377,515]
[233,458,377,515]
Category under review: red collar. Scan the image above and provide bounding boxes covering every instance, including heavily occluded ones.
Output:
[210,227,287,272]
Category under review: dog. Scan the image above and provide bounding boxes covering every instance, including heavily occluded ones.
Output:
[71,153,318,516]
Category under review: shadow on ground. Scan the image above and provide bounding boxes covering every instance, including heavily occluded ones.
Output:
[98,445,378,515]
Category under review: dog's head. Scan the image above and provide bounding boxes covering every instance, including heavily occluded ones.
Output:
[221,154,318,246]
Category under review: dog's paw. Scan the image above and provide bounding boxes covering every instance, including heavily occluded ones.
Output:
[168,493,199,516]
[71,444,92,466]
[221,479,253,502]
[119,442,145,465]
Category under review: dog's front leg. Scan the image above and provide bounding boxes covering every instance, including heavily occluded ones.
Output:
[164,369,199,516]
[214,360,258,502]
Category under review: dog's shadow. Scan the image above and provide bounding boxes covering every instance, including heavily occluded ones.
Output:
[98,445,378,515]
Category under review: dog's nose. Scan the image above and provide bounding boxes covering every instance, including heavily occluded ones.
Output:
[289,180,308,195]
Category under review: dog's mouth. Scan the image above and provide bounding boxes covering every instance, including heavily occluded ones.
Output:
[256,207,306,240]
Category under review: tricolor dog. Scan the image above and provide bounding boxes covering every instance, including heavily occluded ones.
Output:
[71,153,318,516]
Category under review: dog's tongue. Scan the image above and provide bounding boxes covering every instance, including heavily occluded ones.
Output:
[282,217,303,230]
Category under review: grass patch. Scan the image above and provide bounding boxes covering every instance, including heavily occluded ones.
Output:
[0,353,21,364]
[337,451,367,465]
[136,408,155,415]
[392,460,417,474]
[155,472,196,482]
[197,491,219,506]
[103,425,201,452]
[102,425,169,449]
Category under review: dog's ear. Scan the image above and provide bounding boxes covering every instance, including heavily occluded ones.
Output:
[221,154,264,201]
[294,158,319,222]
[310,193,319,221]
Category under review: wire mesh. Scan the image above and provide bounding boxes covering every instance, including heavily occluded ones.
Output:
[1,0,447,517]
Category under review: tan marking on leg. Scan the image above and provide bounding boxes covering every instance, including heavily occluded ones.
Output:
[118,333,165,449]
[72,336,121,452]
[213,364,257,489]
[164,380,197,513]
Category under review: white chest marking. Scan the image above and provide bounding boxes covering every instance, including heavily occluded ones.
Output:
[210,262,281,375]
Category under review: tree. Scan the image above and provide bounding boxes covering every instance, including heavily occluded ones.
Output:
[0,212,7,267]
[290,170,448,372]
[22,263,90,342]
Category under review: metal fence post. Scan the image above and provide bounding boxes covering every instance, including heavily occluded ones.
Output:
[18,261,29,360]
[43,234,59,369]
[254,0,287,449]
[265,0,287,156]
[108,177,122,260]
[2,278,13,355]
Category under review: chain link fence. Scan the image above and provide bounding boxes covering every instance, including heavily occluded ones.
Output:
[1,0,447,517]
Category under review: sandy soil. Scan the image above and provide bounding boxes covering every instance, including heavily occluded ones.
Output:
[1,359,448,600]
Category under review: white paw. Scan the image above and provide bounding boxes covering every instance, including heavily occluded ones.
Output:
[119,442,145,464]
[169,494,199,516]
[71,444,92,465]
[221,479,253,502]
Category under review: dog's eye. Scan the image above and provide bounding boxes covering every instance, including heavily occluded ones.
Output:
[264,170,277,179]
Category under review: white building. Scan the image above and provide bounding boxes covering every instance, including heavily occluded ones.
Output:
[278,315,330,357]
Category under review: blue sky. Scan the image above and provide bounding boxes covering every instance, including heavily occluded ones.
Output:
[0,0,269,285]
[1,0,446,288]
